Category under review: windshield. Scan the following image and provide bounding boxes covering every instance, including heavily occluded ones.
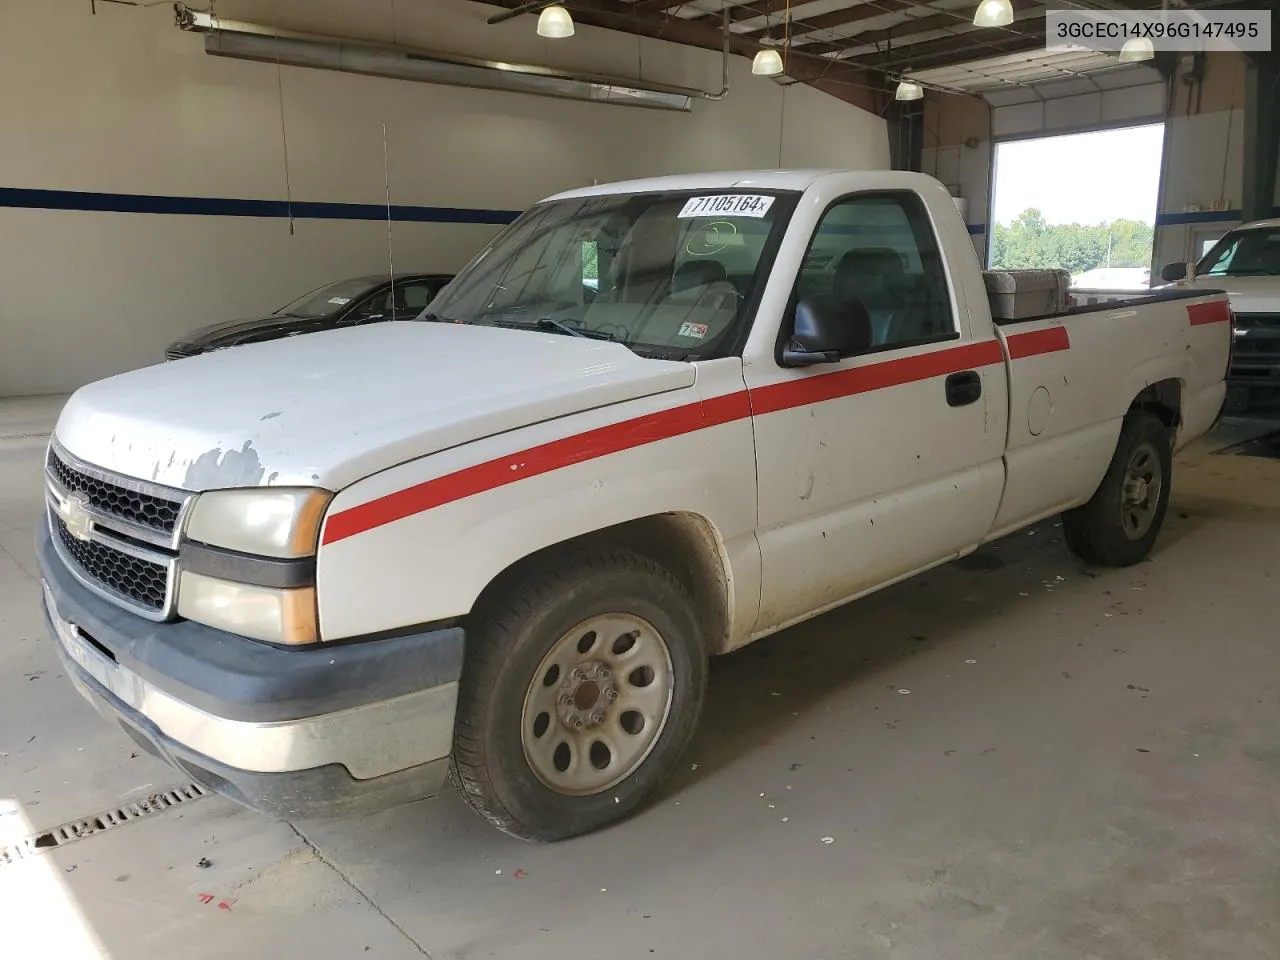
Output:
[275,278,381,318]
[1197,227,1280,277]
[424,189,797,359]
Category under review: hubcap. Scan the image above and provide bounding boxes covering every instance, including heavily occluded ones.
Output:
[521,614,674,797]
[1120,441,1162,540]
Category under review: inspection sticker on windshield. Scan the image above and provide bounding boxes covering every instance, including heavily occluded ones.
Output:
[678,195,774,219]
[327,297,352,305]
[678,321,709,340]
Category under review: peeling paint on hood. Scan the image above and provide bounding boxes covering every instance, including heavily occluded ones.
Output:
[183,441,267,489]
[53,322,696,491]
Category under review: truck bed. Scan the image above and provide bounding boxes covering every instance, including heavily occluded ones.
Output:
[992,285,1228,326]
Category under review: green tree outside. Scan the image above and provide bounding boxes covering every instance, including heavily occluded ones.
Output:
[989,208,1154,278]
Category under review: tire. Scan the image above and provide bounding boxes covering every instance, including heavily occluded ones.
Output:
[450,547,707,842]
[1062,410,1172,567]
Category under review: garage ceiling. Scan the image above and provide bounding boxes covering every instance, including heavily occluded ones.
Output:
[478,0,1265,101]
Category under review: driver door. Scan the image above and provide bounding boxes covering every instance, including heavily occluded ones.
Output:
[745,190,1008,633]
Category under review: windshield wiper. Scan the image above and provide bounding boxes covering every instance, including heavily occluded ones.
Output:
[535,318,615,341]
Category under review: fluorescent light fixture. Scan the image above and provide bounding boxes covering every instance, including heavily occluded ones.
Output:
[1118,36,1155,62]
[752,48,784,76]
[973,0,1014,27]
[537,5,575,39]
[894,80,924,101]
[181,13,695,111]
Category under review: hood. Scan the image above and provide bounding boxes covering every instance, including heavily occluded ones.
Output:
[1155,275,1280,315]
[56,322,696,492]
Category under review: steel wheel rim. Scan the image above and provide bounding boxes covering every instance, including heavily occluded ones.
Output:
[521,613,675,797]
[1120,441,1162,540]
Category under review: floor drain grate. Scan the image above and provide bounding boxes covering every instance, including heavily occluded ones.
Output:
[0,782,209,866]
[1215,428,1280,460]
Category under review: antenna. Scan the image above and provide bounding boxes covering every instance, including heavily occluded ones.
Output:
[382,121,395,304]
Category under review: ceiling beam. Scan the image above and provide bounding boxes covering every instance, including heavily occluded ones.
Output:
[793,5,1049,60]
[860,31,1045,71]
[738,0,917,40]
[476,0,880,109]
[627,0,689,10]
[833,13,1045,64]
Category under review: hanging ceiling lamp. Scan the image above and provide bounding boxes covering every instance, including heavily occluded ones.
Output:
[752,48,784,76]
[972,0,1013,27]
[894,79,924,101]
[536,4,575,39]
[754,0,789,78]
[1118,36,1155,62]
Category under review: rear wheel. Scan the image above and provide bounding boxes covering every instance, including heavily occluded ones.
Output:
[1062,410,1172,567]
[450,548,706,841]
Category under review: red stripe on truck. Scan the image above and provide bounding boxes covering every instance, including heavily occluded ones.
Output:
[321,393,749,545]
[1187,301,1230,326]
[749,339,1004,415]
[1004,326,1070,359]
[323,339,1013,543]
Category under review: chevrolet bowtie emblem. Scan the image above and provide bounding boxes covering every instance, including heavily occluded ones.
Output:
[62,493,94,542]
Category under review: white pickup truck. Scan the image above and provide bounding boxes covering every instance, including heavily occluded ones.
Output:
[1159,217,1280,397]
[38,170,1230,841]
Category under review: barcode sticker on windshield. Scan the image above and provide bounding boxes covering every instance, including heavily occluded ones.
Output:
[328,297,352,305]
[678,195,774,219]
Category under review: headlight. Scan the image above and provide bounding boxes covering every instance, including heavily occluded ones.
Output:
[177,572,317,645]
[185,488,331,558]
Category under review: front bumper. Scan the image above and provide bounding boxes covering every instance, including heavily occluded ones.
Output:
[37,522,465,820]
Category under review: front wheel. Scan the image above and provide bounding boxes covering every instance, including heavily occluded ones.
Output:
[1062,410,1172,567]
[450,548,706,841]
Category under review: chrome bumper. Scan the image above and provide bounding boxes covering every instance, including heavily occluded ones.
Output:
[45,581,457,780]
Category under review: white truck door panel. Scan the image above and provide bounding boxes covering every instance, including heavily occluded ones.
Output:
[748,342,1008,632]
[743,189,1009,634]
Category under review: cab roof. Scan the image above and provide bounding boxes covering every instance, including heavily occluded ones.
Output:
[544,169,924,202]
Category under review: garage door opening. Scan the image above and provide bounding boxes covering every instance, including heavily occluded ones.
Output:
[988,123,1165,290]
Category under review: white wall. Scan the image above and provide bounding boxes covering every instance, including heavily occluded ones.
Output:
[922,139,991,263]
[0,0,888,396]
[1153,107,1246,269]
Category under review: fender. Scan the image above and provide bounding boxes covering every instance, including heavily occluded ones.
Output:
[315,382,759,641]
[1121,359,1187,427]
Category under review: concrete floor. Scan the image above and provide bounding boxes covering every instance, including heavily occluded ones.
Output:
[3,396,1279,959]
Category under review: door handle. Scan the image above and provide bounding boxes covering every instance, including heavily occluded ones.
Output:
[945,370,982,407]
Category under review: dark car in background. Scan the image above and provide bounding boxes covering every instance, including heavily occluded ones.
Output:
[165,273,453,360]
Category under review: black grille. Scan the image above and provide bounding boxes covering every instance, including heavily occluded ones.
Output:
[47,450,183,535]
[53,516,168,611]
[1233,338,1280,356]
[1234,313,1280,330]
[165,345,198,361]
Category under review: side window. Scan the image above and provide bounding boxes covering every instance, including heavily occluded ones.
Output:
[352,290,392,322]
[397,281,436,314]
[797,192,956,351]
[582,240,599,291]
[357,282,441,321]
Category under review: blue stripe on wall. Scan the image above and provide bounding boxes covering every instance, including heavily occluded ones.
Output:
[1156,209,1242,226]
[1155,207,1280,226]
[0,186,522,225]
[16,188,1268,233]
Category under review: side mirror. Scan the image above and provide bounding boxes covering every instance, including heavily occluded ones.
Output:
[781,298,872,367]
[1160,262,1188,283]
